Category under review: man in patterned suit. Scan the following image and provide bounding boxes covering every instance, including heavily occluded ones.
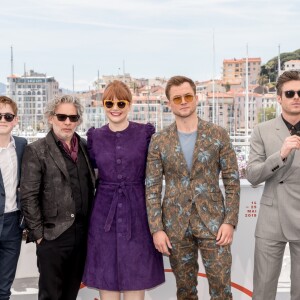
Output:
[146,75,240,300]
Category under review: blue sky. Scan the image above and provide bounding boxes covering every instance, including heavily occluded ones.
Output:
[0,0,299,90]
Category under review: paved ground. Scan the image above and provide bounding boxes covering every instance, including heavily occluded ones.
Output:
[11,277,290,300]
[11,278,38,299]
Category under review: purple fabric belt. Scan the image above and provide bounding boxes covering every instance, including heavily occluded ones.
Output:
[101,181,143,240]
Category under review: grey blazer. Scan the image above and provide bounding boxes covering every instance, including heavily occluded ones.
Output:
[246,116,300,241]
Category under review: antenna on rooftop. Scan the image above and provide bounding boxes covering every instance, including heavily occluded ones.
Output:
[277,44,281,79]
[72,65,75,93]
[276,44,281,117]
[10,46,14,76]
[97,69,100,102]
[212,29,216,124]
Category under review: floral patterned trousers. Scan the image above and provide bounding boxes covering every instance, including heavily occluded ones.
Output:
[169,204,233,300]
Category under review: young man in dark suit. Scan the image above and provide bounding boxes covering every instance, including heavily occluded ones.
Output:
[0,96,27,300]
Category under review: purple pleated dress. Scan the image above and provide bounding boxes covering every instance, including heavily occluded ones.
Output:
[83,122,165,291]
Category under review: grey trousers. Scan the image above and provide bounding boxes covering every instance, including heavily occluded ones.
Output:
[253,237,300,300]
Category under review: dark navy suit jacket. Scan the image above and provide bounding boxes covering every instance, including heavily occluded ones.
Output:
[0,136,27,235]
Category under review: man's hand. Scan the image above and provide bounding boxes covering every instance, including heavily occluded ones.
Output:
[216,224,234,246]
[153,230,172,255]
[280,135,300,160]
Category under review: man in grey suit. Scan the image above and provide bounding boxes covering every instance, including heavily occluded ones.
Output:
[246,70,300,300]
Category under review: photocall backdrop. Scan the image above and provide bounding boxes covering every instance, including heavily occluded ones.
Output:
[16,179,263,299]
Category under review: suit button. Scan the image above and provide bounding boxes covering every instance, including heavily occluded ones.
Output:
[279,181,284,184]
[71,214,75,218]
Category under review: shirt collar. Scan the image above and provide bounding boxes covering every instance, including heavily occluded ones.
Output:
[281,115,300,135]
[0,136,16,151]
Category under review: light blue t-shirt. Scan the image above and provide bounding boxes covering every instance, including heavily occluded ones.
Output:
[178,130,197,172]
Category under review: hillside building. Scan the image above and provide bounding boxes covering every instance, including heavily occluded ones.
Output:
[223,57,261,86]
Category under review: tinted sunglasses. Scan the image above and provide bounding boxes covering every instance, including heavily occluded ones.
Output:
[103,99,129,109]
[0,113,15,122]
[284,90,300,98]
[172,94,194,105]
[53,113,80,122]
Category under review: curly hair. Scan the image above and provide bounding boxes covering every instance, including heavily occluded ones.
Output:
[44,95,84,127]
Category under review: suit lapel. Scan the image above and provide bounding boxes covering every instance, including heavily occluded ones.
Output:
[275,116,290,143]
[168,122,190,177]
[0,169,4,191]
[275,116,298,181]
[14,136,23,181]
[190,118,214,176]
[78,137,96,187]
[45,132,70,182]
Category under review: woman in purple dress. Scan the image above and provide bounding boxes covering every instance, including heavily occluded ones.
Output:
[83,80,165,300]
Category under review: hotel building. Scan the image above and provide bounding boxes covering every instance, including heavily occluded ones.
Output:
[6,70,59,132]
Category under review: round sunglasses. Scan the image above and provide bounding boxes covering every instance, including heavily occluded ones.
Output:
[0,113,16,122]
[103,99,129,109]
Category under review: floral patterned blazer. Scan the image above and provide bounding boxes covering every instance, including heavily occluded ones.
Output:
[146,118,240,241]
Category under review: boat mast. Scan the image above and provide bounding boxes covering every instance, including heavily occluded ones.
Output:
[245,44,249,141]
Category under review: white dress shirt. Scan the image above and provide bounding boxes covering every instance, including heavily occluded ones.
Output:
[0,136,18,213]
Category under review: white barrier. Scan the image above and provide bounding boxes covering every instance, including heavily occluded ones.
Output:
[78,179,262,299]
[16,179,263,299]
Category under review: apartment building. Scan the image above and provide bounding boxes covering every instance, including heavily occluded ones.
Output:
[223,57,261,86]
[232,91,277,135]
[284,60,300,72]
[6,70,59,132]
[196,80,226,93]
[199,92,235,134]
[102,73,133,86]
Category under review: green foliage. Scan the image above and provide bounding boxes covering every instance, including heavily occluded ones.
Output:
[259,49,300,83]
[224,82,231,92]
[257,106,277,123]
